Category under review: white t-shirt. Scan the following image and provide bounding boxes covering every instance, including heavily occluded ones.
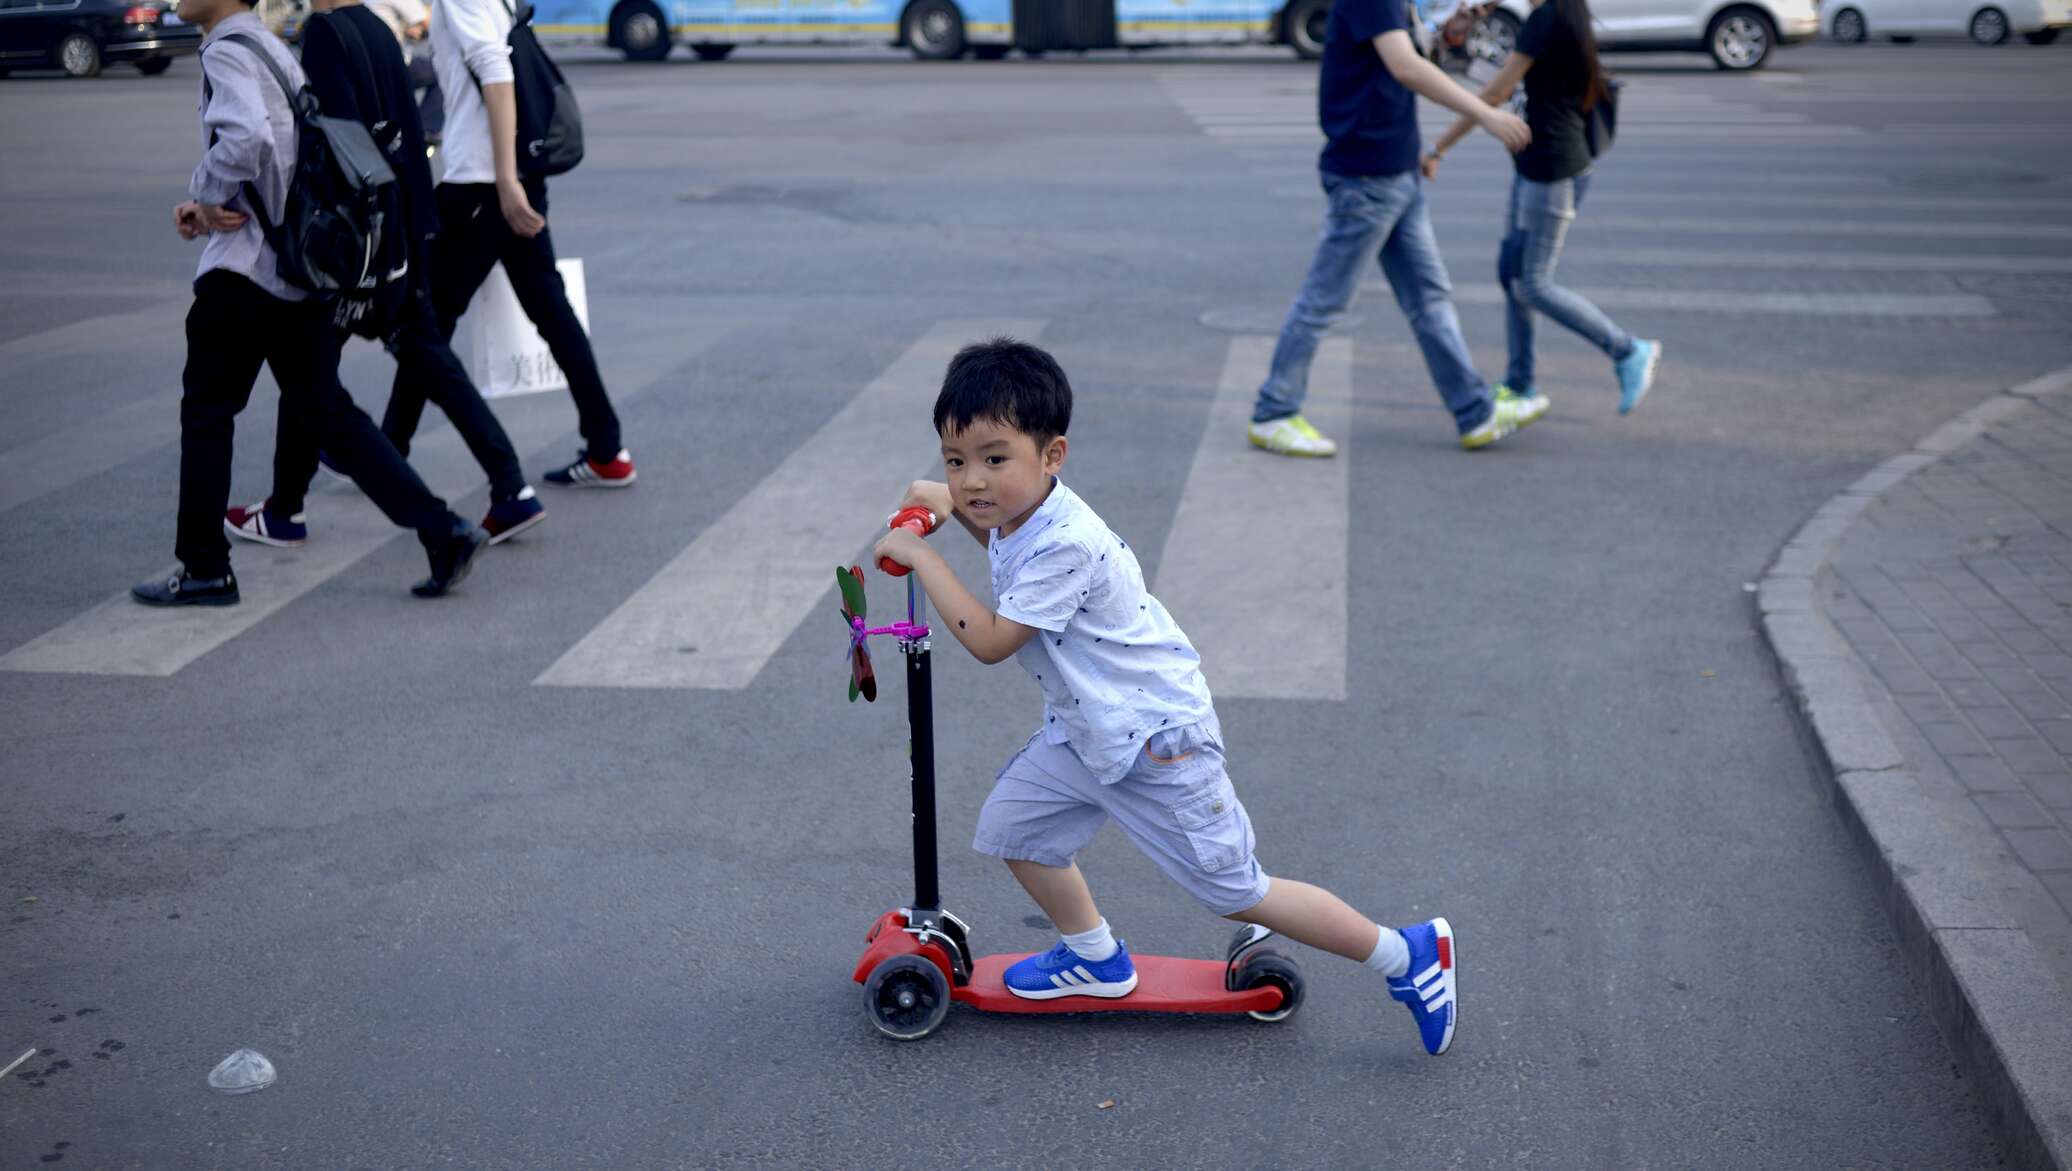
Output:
[990,480,1216,785]
[430,0,512,184]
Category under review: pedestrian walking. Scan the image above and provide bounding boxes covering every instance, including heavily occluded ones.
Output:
[364,0,442,144]
[878,339,1459,1054]
[391,0,636,488]
[225,0,548,552]
[1249,0,1544,457]
[135,0,486,607]
[1422,0,1662,414]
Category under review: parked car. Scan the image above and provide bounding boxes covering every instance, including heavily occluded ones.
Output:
[1824,0,2066,43]
[1474,0,1818,69]
[0,0,199,76]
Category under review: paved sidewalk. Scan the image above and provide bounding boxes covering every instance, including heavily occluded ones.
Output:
[1761,369,2072,1171]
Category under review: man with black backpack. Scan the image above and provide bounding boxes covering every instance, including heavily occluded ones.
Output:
[225,0,549,553]
[135,0,487,607]
[398,0,637,489]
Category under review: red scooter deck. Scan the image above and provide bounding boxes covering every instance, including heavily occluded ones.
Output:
[954,952,1285,1015]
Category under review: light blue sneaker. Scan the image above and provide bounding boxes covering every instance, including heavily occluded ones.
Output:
[1003,940,1139,1000]
[1386,918,1456,1055]
[1615,340,1661,415]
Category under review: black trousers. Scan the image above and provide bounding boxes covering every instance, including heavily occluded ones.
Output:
[177,270,460,578]
[387,178,621,459]
[273,279,527,513]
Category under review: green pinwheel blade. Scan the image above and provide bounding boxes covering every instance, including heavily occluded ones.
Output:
[836,565,867,620]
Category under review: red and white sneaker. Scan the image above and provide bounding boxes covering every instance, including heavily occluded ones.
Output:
[543,448,636,489]
[224,499,308,547]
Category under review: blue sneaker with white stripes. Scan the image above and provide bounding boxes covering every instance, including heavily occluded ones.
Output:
[1387,917,1457,1055]
[1003,940,1139,1000]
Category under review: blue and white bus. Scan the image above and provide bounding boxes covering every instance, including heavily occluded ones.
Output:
[532,0,1337,62]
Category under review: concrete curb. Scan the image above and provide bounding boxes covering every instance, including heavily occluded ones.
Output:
[1758,365,2072,1170]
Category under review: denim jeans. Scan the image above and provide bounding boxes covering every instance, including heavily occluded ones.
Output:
[1496,172,1634,392]
[1254,169,1493,434]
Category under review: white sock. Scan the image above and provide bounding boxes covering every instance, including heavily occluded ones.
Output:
[1363,924,1409,978]
[1061,918,1119,963]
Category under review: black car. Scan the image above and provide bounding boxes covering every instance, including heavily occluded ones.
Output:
[0,0,202,78]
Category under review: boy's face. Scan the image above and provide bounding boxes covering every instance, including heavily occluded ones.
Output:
[940,417,1066,538]
[177,0,241,26]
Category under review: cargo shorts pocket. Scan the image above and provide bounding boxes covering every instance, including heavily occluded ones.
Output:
[1171,779,1247,875]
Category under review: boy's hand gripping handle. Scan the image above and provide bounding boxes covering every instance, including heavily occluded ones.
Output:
[878,506,940,577]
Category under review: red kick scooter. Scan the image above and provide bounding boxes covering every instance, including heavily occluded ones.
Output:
[838,508,1306,1040]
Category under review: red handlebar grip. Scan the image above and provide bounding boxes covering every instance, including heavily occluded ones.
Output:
[877,506,938,577]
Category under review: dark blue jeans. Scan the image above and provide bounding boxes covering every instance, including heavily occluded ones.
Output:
[1497,171,1634,392]
[1254,169,1493,435]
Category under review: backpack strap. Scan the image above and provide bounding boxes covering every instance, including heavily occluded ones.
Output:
[322,10,395,146]
[464,0,521,91]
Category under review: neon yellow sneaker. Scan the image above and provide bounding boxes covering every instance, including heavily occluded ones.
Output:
[1492,383,1551,425]
[1248,414,1339,458]
[1460,392,1548,450]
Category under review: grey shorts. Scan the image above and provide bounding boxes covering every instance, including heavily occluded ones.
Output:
[972,723,1270,916]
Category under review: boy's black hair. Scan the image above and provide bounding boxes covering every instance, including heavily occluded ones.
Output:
[933,337,1072,447]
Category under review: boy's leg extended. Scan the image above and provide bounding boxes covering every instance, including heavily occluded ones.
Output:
[386,184,502,451]
[174,273,272,579]
[267,299,459,547]
[1251,171,1393,425]
[1225,877,1385,962]
[1376,177,1494,434]
[497,178,623,458]
[391,281,529,504]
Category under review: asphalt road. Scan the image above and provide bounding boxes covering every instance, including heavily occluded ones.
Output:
[4,37,2071,1169]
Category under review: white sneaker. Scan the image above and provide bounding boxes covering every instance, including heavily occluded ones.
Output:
[1248,414,1339,458]
[1460,392,1548,450]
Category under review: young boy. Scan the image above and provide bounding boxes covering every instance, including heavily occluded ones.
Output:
[135,0,485,607]
[874,339,1458,1055]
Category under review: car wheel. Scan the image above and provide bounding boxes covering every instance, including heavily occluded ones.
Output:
[613,0,671,60]
[136,56,173,74]
[691,42,733,60]
[58,32,102,78]
[903,0,965,59]
[2023,27,2058,41]
[1830,7,1866,41]
[1283,0,1330,59]
[1469,7,1520,65]
[1707,5,1773,68]
[1968,5,2009,42]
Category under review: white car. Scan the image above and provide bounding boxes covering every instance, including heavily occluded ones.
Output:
[1823,0,2068,43]
[1474,0,1820,69]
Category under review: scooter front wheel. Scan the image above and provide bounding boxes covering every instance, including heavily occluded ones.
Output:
[863,954,951,1040]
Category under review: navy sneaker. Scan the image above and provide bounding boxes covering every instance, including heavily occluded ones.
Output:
[1003,940,1139,1000]
[1615,339,1661,415]
[1386,917,1456,1055]
[224,499,307,547]
[481,487,546,546]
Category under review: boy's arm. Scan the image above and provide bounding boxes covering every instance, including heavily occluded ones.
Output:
[1375,29,1530,151]
[191,47,269,211]
[873,532,1039,665]
[1428,50,1533,164]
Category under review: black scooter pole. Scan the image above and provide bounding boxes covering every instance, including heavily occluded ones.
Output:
[904,578,940,913]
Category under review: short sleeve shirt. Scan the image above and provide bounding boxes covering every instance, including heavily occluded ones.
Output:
[1513,2,1594,182]
[1318,0,1419,178]
[990,481,1216,785]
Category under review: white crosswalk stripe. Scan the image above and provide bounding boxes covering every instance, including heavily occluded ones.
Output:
[535,319,1044,691]
[1154,335,1352,702]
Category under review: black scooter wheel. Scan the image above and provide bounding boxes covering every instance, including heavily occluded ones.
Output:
[1235,949,1305,1023]
[863,954,951,1040]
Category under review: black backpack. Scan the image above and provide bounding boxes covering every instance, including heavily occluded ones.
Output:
[469,0,584,177]
[205,32,407,338]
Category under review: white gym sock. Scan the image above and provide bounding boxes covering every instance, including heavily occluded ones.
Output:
[1061,918,1119,962]
[1363,924,1410,978]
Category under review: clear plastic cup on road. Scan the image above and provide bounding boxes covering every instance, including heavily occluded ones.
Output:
[207,1049,276,1094]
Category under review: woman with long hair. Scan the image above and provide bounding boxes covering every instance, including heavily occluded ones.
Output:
[1423,0,1662,414]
